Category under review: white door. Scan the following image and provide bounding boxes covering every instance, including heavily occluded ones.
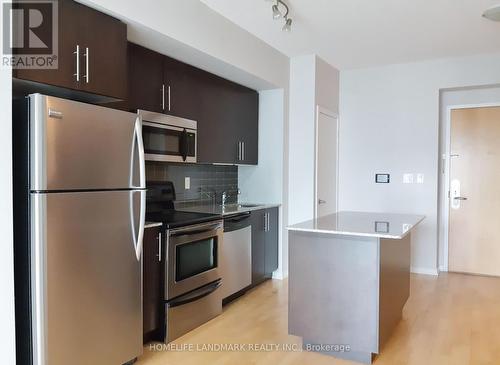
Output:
[315,107,339,218]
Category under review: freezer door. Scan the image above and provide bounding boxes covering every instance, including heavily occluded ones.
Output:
[29,94,145,191]
[31,190,145,365]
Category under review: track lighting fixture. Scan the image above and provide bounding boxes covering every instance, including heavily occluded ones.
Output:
[269,0,293,32]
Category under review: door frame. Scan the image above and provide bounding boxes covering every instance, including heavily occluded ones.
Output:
[442,102,500,271]
[314,106,339,219]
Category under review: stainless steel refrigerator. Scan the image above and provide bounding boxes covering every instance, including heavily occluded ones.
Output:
[13,94,146,365]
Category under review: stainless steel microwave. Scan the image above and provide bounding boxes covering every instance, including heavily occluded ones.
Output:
[139,110,197,163]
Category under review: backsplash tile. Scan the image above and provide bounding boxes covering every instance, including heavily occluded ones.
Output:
[146,162,239,205]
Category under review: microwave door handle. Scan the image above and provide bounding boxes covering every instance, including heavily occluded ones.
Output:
[180,129,188,162]
[131,115,146,189]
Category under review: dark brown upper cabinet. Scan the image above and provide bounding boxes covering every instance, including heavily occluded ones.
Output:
[128,43,165,113]
[197,72,259,165]
[127,43,259,165]
[163,56,201,121]
[14,0,127,100]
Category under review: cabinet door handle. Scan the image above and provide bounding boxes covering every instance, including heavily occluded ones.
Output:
[73,45,80,82]
[162,84,165,111]
[157,233,162,262]
[238,141,241,161]
[168,85,171,111]
[242,141,245,161]
[267,213,270,232]
[84,47,90,83]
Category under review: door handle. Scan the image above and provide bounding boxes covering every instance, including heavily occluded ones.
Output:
[157,233,162,262]
[162,84,165,111]
[83,47,90,83]
[168,85,171,111]
[131,116,146,189]
[130,190,146,261]
[454,197,468,201]
[318,199,326,205]
[74,45,80,81]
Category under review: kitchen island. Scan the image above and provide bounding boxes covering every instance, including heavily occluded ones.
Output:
[287,211,424,364]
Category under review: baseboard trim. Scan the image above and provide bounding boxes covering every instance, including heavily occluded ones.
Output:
[411,267,439,276]
[272,270,288,280]
[439,265,447,272]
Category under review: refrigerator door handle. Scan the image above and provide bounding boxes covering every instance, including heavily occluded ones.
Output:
[131,115,146,189]
[130,190,146,261]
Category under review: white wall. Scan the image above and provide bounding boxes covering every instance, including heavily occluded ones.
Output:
[287,55,339,277]
[339,52,500,275]
[81,0,289,90]
[288,55,317,225]
[438,85,500,270]
[0,60,16,365]
[239,89,286,278]
[288,55,340,225]
[316,57,340,113]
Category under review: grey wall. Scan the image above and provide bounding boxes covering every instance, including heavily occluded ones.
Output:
[146,162,238,205]
[339,52,500,275]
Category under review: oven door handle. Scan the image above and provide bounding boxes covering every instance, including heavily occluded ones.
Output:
[168,279,222,308]
[169,222,222,237]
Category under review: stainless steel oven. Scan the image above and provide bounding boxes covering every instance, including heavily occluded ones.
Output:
[165,220,223,342]
[166,220,223,300]
[139,110,197,163]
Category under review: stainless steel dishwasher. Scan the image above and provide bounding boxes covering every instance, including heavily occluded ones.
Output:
[221,212,252,300]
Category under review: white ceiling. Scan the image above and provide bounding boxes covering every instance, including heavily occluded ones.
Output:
[200,0,500,70]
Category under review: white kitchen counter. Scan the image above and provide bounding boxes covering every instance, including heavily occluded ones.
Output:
[287,211,424,239]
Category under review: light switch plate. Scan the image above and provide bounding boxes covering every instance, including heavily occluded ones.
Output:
[185,177,190,190]
[417,173,424,184]
[403,173,414,184]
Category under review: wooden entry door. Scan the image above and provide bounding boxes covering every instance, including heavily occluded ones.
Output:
[449,107,500,276]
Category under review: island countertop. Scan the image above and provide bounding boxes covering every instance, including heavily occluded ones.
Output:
[287,211,425,239]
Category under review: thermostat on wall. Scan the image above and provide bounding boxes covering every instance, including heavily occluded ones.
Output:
[375,174,390,183]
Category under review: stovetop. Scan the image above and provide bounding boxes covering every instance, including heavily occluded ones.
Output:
[146,181,221,229]
[146,209,221,230]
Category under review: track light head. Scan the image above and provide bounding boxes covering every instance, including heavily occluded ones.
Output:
[282,17,292,32]
[272,4,282,19]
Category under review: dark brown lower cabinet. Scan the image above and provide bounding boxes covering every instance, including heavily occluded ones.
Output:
[251,208,279,286]
[265,207,279,274]
[143,226,164,343]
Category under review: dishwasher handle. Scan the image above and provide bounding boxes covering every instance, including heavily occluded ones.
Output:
[224,212,251,232]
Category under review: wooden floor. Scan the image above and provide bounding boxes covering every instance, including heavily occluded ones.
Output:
[137,273,500,365]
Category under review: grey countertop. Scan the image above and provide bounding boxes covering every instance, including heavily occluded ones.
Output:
[287,211,425,239]
[178,203,280,216]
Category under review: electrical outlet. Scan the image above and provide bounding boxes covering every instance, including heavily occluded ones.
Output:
[417,174,424,184]
[185,177,190,190]
[403,173,414,184]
